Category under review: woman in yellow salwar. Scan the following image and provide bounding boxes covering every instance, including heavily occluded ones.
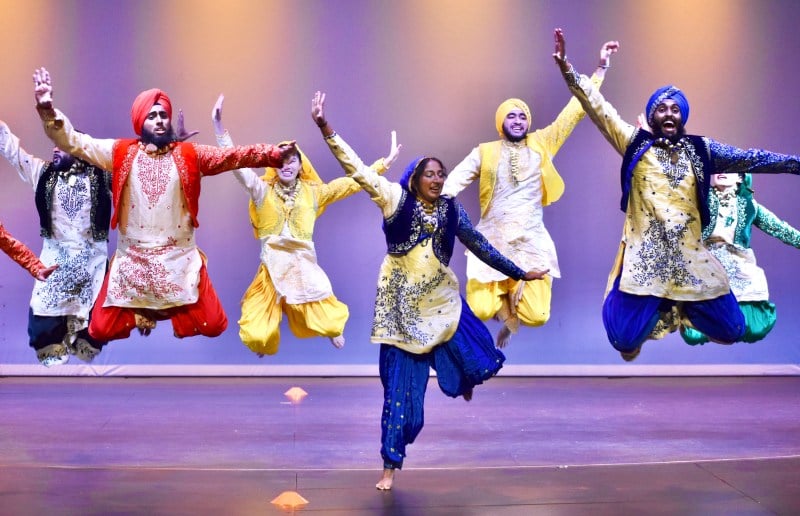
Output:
[212,95,400,355]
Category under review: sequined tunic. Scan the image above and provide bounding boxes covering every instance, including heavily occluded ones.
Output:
[705,188,800,301]
[565,70,800,301]
[0,122,107,318]
[326,134,525,354]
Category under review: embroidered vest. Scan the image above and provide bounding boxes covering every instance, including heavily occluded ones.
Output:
[110,140,201,229]
[620,130,713,227]
[249,179,318,241]
[35,161,112,241]
[382,191,459,266]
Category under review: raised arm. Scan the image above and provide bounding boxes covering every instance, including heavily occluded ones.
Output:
[33,67,115,170]
[211,93,266,204]
[0,120,47,188]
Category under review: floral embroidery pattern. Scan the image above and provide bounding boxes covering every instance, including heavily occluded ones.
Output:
[37,244,95,308]
[56,176,88,220]
[108,241,184,301]
[631,215,703,288]
[373,265,447,346]
[135,153,172,208]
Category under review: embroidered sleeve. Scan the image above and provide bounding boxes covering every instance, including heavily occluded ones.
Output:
[0,222,46,278]
[324,133,402,218]
[0,121,47,189]
[709,138,800,176]
[41,109,115,171]
[753,201,800,249]
[561,67,635,155]
[442,147,481,198]
[215,130,267,206]
[195,142,284,177]
[455,203,526,279]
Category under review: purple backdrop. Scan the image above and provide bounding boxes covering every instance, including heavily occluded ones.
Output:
[1,0,798,372]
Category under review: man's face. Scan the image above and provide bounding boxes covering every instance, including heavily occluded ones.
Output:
[278,153,302,185]
[711,172,741,191]
[502,109,529,142]
[651,99,684,140]
[51,147,75,171]
[141,103,173,147]
[414,159,447,204]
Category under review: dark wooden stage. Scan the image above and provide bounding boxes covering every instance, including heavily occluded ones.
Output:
[1,376,798,515]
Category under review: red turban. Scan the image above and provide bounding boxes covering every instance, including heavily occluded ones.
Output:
[130,88,172,136]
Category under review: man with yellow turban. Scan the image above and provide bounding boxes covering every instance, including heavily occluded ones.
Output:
[442,39,619,347]
[211,94,400,356]
[33,67,294,343]
[554,28,800,360]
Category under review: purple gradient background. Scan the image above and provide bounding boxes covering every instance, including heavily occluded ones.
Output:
[0,0,798,367]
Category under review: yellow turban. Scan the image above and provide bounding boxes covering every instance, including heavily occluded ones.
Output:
[495,98,531,138]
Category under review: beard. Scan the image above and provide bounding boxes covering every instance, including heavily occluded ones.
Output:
[502,125,527,143]
[140,127,176,149]
[652,122,686,143]
[52,154,75,172]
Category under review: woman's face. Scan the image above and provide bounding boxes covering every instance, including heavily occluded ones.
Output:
[711,172,741,191]
[414,159,447,204]
[278,153,301,185]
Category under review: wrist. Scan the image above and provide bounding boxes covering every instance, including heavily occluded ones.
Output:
[598,58,610,69]
[316,119,328,129]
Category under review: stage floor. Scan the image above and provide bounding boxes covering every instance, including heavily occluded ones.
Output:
[1,376,798,514]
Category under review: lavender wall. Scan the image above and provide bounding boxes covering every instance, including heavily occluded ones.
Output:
[1,0,798,370]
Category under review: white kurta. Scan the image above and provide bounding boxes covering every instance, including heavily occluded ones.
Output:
[0,122,107,319]
[106,150,202,309]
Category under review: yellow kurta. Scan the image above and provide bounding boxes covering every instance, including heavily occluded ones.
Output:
[566,73,729,301]
[326,133,462,354]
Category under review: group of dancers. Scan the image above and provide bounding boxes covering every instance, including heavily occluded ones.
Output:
[2,29,799,489]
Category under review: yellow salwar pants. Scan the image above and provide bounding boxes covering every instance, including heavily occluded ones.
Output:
[465,275,552,331]
[238,264,349,355]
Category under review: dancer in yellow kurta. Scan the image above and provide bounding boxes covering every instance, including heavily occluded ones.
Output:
[442,39,619,347]
[212,95,400,355]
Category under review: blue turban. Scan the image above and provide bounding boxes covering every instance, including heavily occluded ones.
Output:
[399,156,425,192]
[645,85,689,126]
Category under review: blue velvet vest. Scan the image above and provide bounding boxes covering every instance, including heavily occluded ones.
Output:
[382,190,459,266]
[620,130,713,227]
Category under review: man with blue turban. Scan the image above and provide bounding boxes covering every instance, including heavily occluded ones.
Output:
[442,39,619,348]
[553,28,800,360]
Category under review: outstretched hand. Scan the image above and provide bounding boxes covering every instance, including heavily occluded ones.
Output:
[212,94,225,135]
[599,40,620,67]
[174,109,199,142]
[636,113,652,132]
[383,130,403,168]
[523,269,549,281]
[278,140,297,160]
[552,28,568,71]
[33,67,53,106]
[311,91,327,127]
[36,264,58,281]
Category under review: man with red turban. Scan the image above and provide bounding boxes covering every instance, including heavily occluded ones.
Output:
[33,67,293,342]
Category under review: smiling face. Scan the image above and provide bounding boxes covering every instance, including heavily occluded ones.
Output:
[650,99,684,140]
[277,152,302,186]
[502,108,529,142]
[412,158,447,204]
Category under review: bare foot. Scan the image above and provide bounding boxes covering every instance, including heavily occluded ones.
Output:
[376,468,395,490]
[496,324,512,348]
[330,335,345,349]
[463,388,473,402]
